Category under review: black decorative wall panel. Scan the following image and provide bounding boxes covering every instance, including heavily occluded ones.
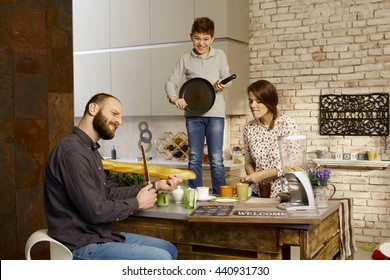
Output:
[319,93,389,136]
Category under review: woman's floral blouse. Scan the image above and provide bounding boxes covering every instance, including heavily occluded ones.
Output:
[243,114,299,198]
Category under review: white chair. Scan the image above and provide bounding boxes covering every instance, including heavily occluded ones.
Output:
[25,229,73,260]
[379,242,390,258]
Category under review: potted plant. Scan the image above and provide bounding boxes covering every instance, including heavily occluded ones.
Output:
[307,167,336,208]
[307,167,332,186]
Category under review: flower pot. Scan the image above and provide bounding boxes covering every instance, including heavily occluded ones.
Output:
[313,184,336,208]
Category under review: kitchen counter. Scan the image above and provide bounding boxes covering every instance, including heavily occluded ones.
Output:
[113,199,346,260]
[134,197,339,226]
[113,158,244,171]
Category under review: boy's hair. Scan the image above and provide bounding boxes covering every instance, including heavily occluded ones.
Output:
[191,17,215,37]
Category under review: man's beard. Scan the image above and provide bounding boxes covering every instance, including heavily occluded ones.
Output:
[93,110,116,140]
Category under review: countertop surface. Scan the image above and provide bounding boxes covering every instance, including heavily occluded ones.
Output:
[132,197,340,226]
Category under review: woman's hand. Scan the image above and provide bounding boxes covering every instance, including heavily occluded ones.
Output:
[242,172,263,185]
[242,169,278,185]
[156,175,183,191]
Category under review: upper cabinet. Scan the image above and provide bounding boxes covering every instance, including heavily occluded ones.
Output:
[73,53,111,116]
[73,0,249,116]
[151,44,190,116]
[150,0,194,44]
[195,0,249,43]
[111,50,152,116]
[73,0,110,51]
[214,41,250,115]
[110,0,151,47]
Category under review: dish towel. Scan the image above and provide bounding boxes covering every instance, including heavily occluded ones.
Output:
[330,198,357,259]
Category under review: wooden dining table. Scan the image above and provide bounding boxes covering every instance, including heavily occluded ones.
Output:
[113,197,348,260]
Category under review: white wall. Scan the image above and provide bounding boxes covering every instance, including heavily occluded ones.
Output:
[75,115,232,160]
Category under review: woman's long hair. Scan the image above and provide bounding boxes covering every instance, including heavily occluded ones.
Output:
[247,80,279,130]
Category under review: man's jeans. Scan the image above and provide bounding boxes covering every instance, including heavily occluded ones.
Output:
[72,232,178,260]
[186,117,226,194]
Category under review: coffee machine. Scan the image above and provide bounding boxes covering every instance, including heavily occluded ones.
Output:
[277,134,317,211]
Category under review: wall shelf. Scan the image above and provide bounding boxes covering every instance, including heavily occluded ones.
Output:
[313,159,390,169]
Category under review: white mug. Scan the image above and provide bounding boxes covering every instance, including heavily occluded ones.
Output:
[196,187,209,201]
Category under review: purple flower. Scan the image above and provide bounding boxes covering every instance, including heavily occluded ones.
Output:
[307,167,331,185]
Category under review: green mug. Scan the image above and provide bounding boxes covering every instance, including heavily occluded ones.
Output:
[157,192,169,207]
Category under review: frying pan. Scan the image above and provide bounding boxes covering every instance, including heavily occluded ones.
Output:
[179,74,237,115]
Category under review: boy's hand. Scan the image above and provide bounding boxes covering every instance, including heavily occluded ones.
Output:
[171,96,188,110]
[214,79,225,92]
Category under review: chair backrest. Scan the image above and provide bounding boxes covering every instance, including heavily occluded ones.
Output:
[379,243,390,258]
[25,229,73,260]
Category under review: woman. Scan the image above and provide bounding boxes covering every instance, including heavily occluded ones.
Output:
[241,80,299,198]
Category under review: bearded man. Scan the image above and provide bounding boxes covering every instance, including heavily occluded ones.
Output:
[44,93,179,260]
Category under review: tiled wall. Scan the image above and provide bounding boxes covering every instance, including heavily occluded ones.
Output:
[0,1,73,259]
[227,0,390,244]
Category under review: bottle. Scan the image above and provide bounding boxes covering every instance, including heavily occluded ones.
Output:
[111,145,117,160]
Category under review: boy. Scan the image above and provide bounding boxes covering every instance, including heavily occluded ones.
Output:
[165,17,233,195]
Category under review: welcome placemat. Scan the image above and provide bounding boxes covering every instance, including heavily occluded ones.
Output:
[232,210,291,217]
[190,205,233,216]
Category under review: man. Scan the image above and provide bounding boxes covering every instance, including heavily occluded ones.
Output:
[44,93,179,259]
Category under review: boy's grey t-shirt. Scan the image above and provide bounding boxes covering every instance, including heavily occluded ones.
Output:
[165,47,232,118]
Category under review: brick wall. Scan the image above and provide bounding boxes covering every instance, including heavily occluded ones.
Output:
[229,0,390,244]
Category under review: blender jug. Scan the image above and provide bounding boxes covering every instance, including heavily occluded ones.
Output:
[277,134,316,210]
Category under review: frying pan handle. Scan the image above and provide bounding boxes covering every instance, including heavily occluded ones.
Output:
[221,74,237,85]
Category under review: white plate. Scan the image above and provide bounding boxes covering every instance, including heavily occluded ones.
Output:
[211,197,239,203]
[197,195,216,202]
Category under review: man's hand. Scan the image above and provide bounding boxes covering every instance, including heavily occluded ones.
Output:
[137,185,157,210]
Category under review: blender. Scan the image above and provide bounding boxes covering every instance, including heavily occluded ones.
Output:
[277,134,317,211]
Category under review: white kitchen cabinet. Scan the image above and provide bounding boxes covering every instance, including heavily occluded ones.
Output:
[72,0,110,51]
[110,0,150,47]
[150,44,191,116]
[214,41,250,115]
[73,0,249,116]
[73,53,111,117]
[150,0,194,44]
[111,50,151,116]
[195,0,249,43]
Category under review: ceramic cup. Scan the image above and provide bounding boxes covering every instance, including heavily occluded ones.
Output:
[171,188,184,203]
[316,150,326,159]
[157,191,169,207]
[367,150,377,161]
[196,186,209,201]
[184,188,197,209]
[220,186,233,197]
[236,183,249,201]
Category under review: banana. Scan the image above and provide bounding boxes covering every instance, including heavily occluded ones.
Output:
[102,160,196,180]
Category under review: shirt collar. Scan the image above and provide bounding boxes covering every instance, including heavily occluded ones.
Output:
[72,126,101,151]
[190,46,216,59]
